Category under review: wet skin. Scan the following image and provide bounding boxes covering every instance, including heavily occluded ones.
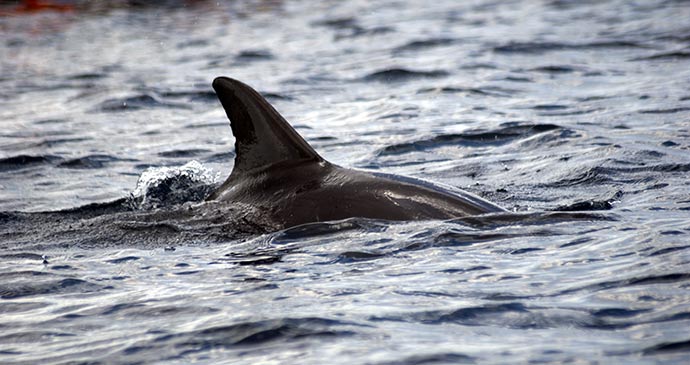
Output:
[208,77,505,229]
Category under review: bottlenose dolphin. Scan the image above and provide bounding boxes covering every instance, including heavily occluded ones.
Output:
[208,77,505,229]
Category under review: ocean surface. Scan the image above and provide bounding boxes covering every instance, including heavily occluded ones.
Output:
[1,0,690,363]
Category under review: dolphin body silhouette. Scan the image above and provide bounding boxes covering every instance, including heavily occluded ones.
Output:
[208,77,505,229]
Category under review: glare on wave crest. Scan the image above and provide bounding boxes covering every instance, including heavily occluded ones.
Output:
[127,160,221,210]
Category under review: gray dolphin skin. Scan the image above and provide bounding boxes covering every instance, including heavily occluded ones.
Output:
[208,77,506,229]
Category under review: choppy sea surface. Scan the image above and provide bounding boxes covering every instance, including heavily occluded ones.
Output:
[1,0,690,363]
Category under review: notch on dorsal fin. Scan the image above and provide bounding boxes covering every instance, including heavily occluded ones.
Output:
[212,77,322,174]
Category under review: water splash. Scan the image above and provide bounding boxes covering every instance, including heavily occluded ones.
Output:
[127,160,220,210]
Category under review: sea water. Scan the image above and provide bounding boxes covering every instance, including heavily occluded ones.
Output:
[1,1,689,363]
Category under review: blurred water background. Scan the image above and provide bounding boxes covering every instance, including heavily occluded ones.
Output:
[1,0,690,364]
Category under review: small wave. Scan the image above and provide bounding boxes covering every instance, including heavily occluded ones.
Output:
[0,331,76,345]
[501,75,532,82]
[158,149,211,158]
[662,140,679,147]
[223,251,284,266]
[529,104,602,116]
[210,48,276,66]
[338,26,394,39]
[183,122,227,130]
[370,302,530,325]
[508,247,544,255]
[591,308,650,318]
[105,302,217,318]
[460,63,498,70]
[543,166,614,188]
[35,137,91,148]
[643,339,690,355]
[203,151,235,163]
[335,251,387,263]
[0,275,104,299]
[0,154,62,172]
[626,274,690,286]
[57,154,134,169]
[68,72,106,80]
[493,40,649,54]
[362,68,449,83]
[541,163,688,192]
[554,193,622,211]
[599,163,690,175]
[405,230,511,251]
[56,198,129,216]
[559,237,593,248]
[49,265,76,271]
[449,211,616,229]
[235,49,274,61]
[438,266,490,274]
[370,302,669,331]
[175,39,209,49]
[638,107,690,114]
[530,104,569,110]
[159,90,217,102]
[377,123,561,156]
[375,353,476,365]
[191,317,356,345]
[557,273,690,297]
[312,16,393,39]
[105,256,140,264]
[417,85,519,97]
[0,252,45,261]
[393,38,457,53]
[32,118,69,125]
[272,218,389,244]
[135,317,358,357]
[632,51,690,61]
[97,94,188,112]
[535,108,604,116]
[312,17,358,29]
[530,65,582,74]
[647,245,690,257]
[576,95,615,102]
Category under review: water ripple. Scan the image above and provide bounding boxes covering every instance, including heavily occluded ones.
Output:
[493,41,651,54]
[362,68,450,83]
[377,124,562,155]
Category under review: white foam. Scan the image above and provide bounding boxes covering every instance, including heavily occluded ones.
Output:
[129,161,221,210]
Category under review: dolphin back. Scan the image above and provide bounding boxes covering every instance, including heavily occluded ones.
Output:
[208,76,505,227]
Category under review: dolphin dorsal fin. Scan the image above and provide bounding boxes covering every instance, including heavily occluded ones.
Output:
[212,77,322,174]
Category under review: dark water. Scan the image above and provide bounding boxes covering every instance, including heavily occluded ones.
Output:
[2,0,690,363]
